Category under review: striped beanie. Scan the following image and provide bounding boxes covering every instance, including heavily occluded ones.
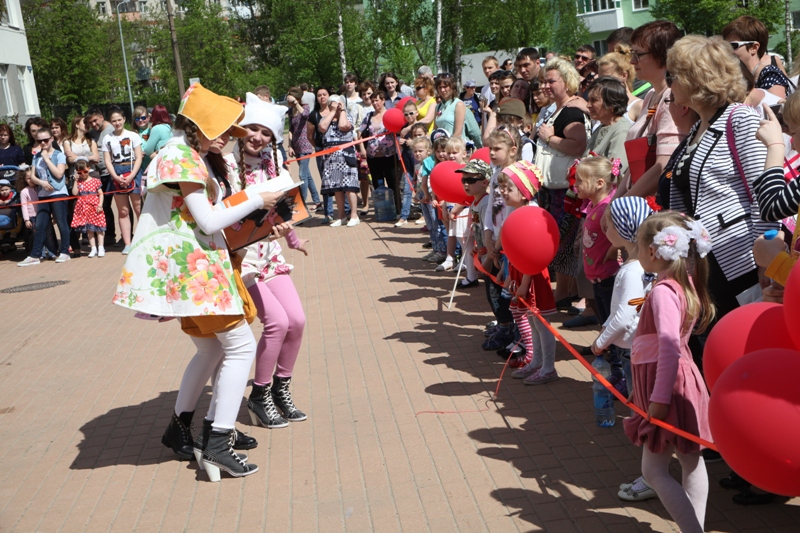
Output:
[609,196,654,243]
[501,160,543,201]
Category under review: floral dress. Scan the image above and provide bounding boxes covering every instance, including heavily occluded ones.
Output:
[112,133,244,316]
[71,177,106,232]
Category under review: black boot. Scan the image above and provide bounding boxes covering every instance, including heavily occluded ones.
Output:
[271,376,307,422]
[248,384,289,428]
[193,420,255,468]
[161,411,194,460]
[202,429,258,482]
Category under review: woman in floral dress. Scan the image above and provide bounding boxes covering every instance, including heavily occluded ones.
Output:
[112,83,283,482]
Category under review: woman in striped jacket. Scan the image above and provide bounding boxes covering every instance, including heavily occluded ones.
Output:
[666,36,778,322]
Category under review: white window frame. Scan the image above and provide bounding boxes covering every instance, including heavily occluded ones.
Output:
[632,0,649,11]
[98,2,108,15]
[17,67,33,115]
[577,0,615,15]
[0,65,14,116]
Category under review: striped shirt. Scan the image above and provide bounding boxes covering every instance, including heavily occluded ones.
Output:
[669,104,778,281]
[753,166,800,221]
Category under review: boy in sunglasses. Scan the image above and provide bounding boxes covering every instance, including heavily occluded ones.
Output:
[455,160,491,288]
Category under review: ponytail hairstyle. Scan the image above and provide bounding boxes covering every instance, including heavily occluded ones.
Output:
[575,156,620,192]
[487,126,522,164]
[637,211,716,334]
[174,115,214,191]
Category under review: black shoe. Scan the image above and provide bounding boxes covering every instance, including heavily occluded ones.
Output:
[555,297,577,310]
[193,420,253,465]
[247,384,289,428]
[497,345,525,359]
[457,278,479,289]
[702,449,723,463]
[733,488,776,506]
[202,429,258,482]
[720,472,751,491]
[422,242,433,249]
[161,411,194,460]
[271,376,308,422]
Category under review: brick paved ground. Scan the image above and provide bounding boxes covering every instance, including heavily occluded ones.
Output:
[1,171,799,532]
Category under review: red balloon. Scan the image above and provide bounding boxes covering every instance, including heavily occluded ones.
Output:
[429,161,471,205]
[784,264,800,349]
[502,206,559,275]
[382,108,406,134]
[470,147,491,164]
[703,302,797,391]
[709,348,800,496]
[396,96,416,111]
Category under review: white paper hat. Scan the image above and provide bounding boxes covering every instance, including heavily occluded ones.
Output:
[240,92,288,144]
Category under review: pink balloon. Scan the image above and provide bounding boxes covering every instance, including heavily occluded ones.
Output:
[784,265,800,349]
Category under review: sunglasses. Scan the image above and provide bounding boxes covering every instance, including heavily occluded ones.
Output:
[631,50,651,62]
[664,96,675,104]
[729,41,755,50]
[665,73,677,87]
[37,137,52,144]
[76,169,89,174]
[575,54,592,62]
[461,176,484,184]
[403,112,417,116]
[415,86,425,90]
[134,116,148,122]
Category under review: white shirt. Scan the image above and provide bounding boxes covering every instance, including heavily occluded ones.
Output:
[594,260,649,350]
[101,129,142,164]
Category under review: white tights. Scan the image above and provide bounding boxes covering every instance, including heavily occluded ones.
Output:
[173,324,256,431]
[641,444,708,533]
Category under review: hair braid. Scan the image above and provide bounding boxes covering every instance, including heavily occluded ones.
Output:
[272,142,279,178]
[238,140,246,189]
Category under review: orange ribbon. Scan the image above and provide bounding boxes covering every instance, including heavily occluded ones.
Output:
[472,253,717,451]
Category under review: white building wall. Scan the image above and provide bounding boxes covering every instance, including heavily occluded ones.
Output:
[0,0,41,120]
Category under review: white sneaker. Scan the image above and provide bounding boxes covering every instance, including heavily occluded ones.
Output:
[17,256,41,267]
[415,218,425,225]
[55,253,71,263]
[88,248,98,258]
[346,218,361,227]
[394,219,407,227]
[121,245,131,255]
[98,247,106,258]
[435,258,454,271]
[329,219,343,227]
[618,477,657,501]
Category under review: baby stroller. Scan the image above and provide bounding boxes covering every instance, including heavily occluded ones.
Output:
[0,165,27,255]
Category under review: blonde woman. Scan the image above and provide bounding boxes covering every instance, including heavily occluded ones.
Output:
[597,45,643,123]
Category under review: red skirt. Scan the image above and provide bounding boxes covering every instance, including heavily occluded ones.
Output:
[509,264,556,315]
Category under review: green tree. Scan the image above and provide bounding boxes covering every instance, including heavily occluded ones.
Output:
[651,0,783,36]
[22,0,115,108]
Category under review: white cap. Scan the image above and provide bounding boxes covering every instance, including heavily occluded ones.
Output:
[239,92,288,144]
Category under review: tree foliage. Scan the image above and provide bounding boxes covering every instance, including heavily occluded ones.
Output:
[651,0,783,36]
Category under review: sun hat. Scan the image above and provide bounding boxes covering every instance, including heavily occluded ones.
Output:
[501,160,542,201]
[177,82,247,140]
[496,98,527,119]
[240,92,288,144]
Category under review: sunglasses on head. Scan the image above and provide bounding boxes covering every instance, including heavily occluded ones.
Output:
[461,176,484,184]
[729,40,755,50]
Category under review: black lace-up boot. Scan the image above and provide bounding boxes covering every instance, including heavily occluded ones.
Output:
[202,429,258,482]
[161,411,194,460]
[247,384,289,428]
[271,376,307,422]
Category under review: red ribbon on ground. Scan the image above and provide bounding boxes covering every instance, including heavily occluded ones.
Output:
[472,253,718,451]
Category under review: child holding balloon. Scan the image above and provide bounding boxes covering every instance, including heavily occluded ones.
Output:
[497,161,558,378]
[623,211,715,533]
[437,136,470,272]
[420,131,450,264]
[481,126,522,351]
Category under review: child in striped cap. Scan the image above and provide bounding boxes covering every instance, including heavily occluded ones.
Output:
[496,160,558,384]
[591,195,656,502]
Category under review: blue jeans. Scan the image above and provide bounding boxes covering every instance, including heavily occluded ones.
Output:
[31,195,70,257]
[399,172,414,220]
[592,274,616,325]
[421,203,446,252]
[298,156,320,205]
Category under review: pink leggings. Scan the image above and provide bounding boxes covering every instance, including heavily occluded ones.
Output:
[247,274,306,386]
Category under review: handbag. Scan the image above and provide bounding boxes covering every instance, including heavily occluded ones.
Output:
[534,107,584,189]
[624,91,664,184]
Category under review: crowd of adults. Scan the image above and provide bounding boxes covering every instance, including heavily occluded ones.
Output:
[2,14,800,522]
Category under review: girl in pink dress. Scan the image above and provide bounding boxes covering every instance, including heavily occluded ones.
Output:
[70,159,106,257]
[624,211,714,533]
